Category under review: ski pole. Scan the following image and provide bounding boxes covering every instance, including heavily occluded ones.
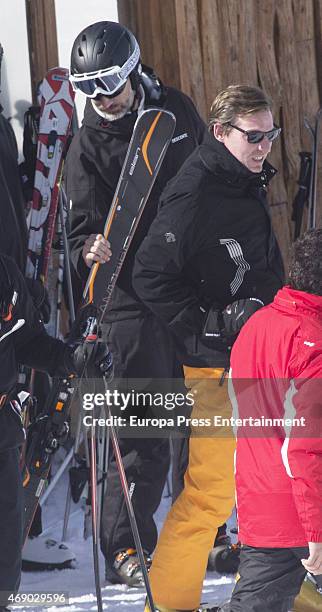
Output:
[96,407,110,532]
[90,422,103,612]
[55,209,64,339]
[59,187,76,322]
[102,374,156,612]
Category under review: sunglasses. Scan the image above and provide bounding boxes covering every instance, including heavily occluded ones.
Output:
[228,123,281,144]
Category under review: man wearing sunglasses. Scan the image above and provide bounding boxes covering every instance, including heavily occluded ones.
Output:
[133,85,285,611]
[65,21,209,588]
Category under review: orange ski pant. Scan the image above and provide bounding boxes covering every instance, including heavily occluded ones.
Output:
[149,367,236,611]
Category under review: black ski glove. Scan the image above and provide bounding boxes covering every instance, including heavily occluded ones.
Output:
[71,339,113,379]
[203,297,264,347]
[222,298,264,340]
[25,278,51,323]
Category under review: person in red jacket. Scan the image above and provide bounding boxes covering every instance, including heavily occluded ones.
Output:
[228,229,322,612]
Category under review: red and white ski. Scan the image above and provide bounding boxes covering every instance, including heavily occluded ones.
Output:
[25,67,75,283]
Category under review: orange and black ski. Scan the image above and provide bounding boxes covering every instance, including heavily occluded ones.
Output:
[82,107,176,321]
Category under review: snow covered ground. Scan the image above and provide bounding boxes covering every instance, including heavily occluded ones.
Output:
[19,452,235,611]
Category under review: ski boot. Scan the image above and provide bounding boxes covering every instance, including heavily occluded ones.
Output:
[293,573,322,611]
[196,602,230,612]
[22,536,76,571]
[144,602,229,611]
[105,548,152,587]
[207,529,240,574]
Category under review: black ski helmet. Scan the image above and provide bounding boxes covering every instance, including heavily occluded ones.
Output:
[70,21,141,98]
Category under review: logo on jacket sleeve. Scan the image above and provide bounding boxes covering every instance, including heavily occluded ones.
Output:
[171,132,188,144]
[0,290,18,326]
[220,238,250,295]
[164,232,176,243]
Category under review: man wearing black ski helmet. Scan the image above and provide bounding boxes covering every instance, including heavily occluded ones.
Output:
[65,20,233,590]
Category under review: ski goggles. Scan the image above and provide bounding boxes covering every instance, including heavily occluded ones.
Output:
[228,123,281,144]
[70,41,140,98]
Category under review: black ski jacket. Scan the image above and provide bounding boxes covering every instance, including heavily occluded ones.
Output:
[133,131,285,367]
[65,69,206,318]
[0,255,74,450]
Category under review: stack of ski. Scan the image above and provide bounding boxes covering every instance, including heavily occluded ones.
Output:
[22,66,75,536]
[25,67,75,284]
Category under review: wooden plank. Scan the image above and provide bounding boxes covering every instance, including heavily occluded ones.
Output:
[117,0,137,32]
[314,0,322,103]
[200,0,225,107]
[293,0,320,143]
[255,0,291,263]
[276,0,302,203]
[117,0,133,30]
[174,0,207,117]
[25,0,58,101]
[44,0,58,68]
[201,0,257,121]
[294,0,322,229]
[216,0,257,85]
[135,0,157,68]
[159,0,180,88]
[255,0,281,114]
[119,0,180,88]
[237,0,257,85]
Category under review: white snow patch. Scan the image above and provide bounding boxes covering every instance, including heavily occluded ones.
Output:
[19,452,236,610]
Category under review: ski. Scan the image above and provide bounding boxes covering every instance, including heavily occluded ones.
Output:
[22,107,176,611]
[291,151,312,240]
[78,107,176,322]
[25,67,75,284]
[19,68,75,398]
[22,69,76,533]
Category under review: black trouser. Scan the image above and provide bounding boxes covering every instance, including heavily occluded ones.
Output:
[0,448,23,603]
[230,545,308,612]
[101,436,170,562]
[100,315,179,565]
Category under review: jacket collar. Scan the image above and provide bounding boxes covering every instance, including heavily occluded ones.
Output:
[273,286,322,319]
[199,130,277,189]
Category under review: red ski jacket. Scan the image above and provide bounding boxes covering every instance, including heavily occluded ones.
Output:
[229,286,322,547]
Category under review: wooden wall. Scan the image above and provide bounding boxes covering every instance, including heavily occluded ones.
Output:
[25,0,59,104]
[118,0,322,262]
